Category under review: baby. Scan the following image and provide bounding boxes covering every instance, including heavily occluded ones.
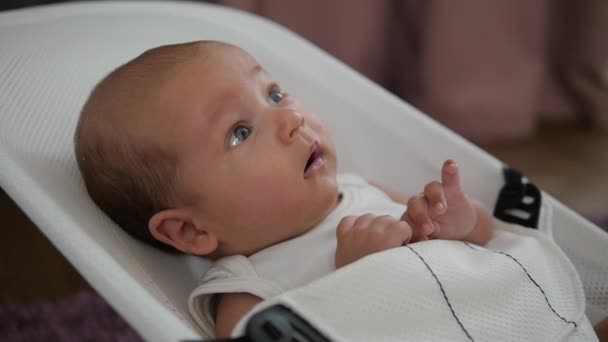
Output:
[74,41,494,338]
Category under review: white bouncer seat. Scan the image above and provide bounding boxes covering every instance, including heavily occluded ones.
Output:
[1,2,606,341]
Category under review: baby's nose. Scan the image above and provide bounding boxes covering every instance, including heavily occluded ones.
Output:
[277,110,304,145]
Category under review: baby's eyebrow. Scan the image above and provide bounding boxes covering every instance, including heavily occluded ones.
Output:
[250,64,263,76]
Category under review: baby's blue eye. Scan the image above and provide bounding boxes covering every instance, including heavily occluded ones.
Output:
[228,125,251,148]
[268,89,284,105]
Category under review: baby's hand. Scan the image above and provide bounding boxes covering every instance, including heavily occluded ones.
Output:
[335,213,415,268]
[401,160,478,241]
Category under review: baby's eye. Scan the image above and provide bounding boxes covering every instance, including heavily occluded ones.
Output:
[228,125,251,148]
[268,88,284,105]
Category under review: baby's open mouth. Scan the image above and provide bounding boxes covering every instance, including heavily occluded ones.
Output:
[304,142,324,177]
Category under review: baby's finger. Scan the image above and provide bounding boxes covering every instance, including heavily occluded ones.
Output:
[416,234,429,242]
[353,213,376,229]
[337,215,357,238]
[406,194,434,236]
[424,181,447,217]
[390,221,413,245]
[371,214,398,228]
[441,159,462,191]
[428,224,441,239]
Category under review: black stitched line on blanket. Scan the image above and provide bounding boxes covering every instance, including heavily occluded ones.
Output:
[463,242,577,328]
[406,245,475,342]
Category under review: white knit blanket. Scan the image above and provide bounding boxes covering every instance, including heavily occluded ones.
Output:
[233,221,598,341]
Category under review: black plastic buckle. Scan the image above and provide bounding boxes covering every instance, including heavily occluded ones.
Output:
[191,304,331,342]
[245,305,331,342]
[493,167,541,229]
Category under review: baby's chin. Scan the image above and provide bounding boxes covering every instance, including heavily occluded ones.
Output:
[305,182,341,230]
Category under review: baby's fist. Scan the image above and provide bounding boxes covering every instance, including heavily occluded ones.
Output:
[335,213,412,268]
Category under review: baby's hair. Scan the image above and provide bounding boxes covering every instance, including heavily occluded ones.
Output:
[75,41,220,252]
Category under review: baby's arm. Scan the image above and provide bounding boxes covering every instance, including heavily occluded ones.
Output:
[214,293,262,338]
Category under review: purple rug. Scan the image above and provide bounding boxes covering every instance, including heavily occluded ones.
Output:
[1,219,606,341]
[0,291,142,342]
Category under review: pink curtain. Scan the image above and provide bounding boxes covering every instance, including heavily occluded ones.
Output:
[220,0,608,143]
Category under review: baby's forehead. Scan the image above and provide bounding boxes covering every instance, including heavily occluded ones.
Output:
[167,44,268,100]
[149,44,263,131]
[201,45,261,74]
[146,42,273,121]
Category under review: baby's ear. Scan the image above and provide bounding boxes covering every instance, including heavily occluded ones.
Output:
[148,209,218,256]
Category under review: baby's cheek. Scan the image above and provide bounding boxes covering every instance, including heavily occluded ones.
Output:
[240,178,290,208]
[307,115,325,130]
[238,192,300,232]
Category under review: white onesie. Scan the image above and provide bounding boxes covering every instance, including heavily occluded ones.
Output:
[188,173,406,337]
[188,173,594,340]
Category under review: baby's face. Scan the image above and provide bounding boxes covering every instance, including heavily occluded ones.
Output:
[160,44,339,256]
